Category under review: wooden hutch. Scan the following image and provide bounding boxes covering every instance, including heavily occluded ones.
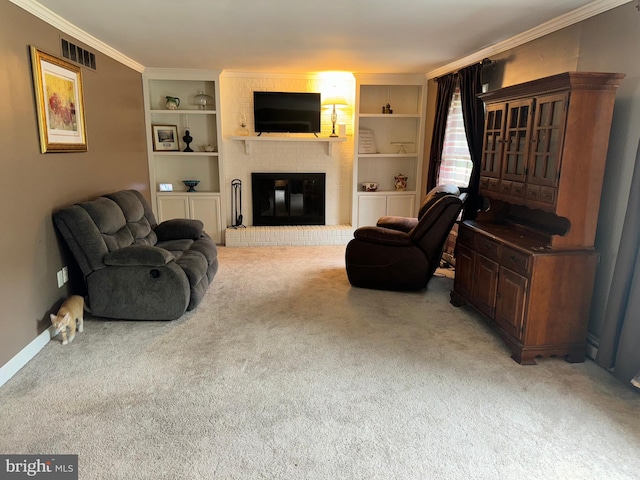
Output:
[450,72,625,364]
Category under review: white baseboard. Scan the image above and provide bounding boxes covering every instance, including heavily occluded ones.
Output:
[0,326,56,388]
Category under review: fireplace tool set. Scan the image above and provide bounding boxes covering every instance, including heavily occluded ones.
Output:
[231,179,245,228]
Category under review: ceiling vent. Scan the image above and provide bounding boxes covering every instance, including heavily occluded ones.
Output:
[60,38,96,70]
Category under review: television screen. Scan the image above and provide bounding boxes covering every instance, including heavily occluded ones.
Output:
[253,92,321,134]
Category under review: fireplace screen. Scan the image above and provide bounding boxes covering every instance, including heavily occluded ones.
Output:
[252,173,325,226]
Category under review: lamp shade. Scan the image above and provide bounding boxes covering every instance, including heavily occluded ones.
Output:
[322,96,348,108]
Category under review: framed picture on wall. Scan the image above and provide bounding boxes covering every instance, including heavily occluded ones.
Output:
[30,46,87,153]
[152,125,180,151]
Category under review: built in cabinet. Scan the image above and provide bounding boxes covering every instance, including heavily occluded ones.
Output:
[143,69,224,243]
[156,193,222,244]
[353,75,426,227]
[451,72,625,364]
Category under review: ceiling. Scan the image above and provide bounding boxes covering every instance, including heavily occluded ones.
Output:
[26,0,632,75]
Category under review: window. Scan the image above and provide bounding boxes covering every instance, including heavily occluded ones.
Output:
[438,86,473,187]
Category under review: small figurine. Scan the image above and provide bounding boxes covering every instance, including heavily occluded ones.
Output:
[183,129,193,152]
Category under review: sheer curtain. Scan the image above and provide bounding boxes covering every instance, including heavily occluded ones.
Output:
[437,86,473,187]
[596,137,640,390]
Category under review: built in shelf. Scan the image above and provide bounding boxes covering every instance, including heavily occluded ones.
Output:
[357,190,417,195]
[357,153,418,158]
[358,113,421,118]
[230,135,346,156]
[153,151,219,156]
[150,109,217,115]
[156,191,221,195]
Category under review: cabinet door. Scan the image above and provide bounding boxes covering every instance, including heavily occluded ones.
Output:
[358,195,388,227]
[472,254,499,318]
[387,194,414,218]
[481,103,506,179]
[502,99,533,183]
[454,244,475,300]
[527,93,567,188]
[157,195,190,222]
[495,267,528,340]
[189,196,222,244]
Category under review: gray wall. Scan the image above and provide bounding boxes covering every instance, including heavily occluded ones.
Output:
[0,1,150,368]
[427,2,639,349]
[575,4,640,345]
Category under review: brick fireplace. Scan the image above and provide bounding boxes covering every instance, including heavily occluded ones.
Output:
[220,72,355,246]
[226,171,352,246]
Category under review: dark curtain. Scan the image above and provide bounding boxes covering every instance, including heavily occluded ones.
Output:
[458,64,485,220]
[427,73,455,191]
[596,137,640,390]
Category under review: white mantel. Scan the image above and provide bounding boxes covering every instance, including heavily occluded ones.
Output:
[230,135,346,156]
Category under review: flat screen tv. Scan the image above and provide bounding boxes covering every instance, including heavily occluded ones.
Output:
[253,91,321,134]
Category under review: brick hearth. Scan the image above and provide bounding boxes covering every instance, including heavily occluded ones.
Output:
[225,225,354,247]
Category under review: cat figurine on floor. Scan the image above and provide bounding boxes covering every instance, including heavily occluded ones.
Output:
[50,295,84,345]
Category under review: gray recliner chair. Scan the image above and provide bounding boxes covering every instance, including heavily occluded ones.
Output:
[53,190,218,320]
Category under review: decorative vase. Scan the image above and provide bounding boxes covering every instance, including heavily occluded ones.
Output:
[165,96,180,110]
[394,173,407,191]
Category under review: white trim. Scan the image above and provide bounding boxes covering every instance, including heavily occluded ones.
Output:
[8,0,144,73]
[142,67,223,80]
[221,71,343,79]
[10,0,631,79]
[0,326,57,388]
[426,0,633,79]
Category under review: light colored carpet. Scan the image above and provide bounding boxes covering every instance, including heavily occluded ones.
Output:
[1,245,639,479]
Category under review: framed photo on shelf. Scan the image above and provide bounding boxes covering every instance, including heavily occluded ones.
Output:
[30,46,87,153]
[358,128,377,154]
[152,125,180,151]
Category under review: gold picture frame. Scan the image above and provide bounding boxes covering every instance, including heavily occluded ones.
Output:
[30,46,87,153]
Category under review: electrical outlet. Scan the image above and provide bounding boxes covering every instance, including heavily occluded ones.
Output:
[57,270,65,288]
[62,266,69,283]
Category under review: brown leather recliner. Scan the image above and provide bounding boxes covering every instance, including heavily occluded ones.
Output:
[345,186,465,290]
[376,184,462,233]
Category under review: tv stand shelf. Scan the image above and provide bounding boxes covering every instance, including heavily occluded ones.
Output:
[230,135,346,156]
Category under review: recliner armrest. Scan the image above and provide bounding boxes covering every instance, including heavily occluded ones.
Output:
[376,216,418,233]
[353,226,413,247]
[154,218,204,241]
[104,245,175,267]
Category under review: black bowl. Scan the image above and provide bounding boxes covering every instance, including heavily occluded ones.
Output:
[183,180,200,192]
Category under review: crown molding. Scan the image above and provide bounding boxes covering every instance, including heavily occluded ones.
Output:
[10,0,632,78]
[426,0,633,79]
[9,0,144,73]
[221,71,340,79]
[142,68,223,79]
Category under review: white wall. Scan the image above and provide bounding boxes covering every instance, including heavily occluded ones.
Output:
[219,72,355,228]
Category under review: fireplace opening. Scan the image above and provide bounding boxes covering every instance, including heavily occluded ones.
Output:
[252,173,325,226]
